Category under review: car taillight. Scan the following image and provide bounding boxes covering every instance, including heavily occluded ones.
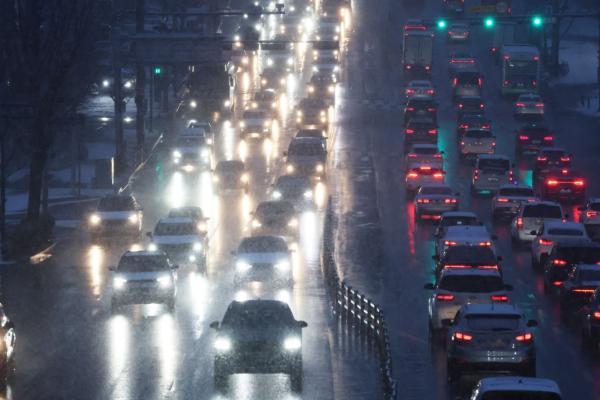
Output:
[417,198,430,204]
[503,80,509,86]
[434,153,442,158]
[546,179,558,186]
[515,333,533,342]
[454,332,473,341]
[572,288,596,294]
[574,179,585,186]
[426,89,434,95]
[407,107,415,111]
[458,104,464,109]
[543,136,553,141]
[427,107,436,112]
[532,80,537,87]
[560,156,570,162]
[433,172,444,179]
[452,78,458,87]
[519,135,529,140]
[478,265,499,270]
[537,156,547,161]
[553,280,564,286]
[436,294,455,301]
[405,65,412,70]
[497,198,509,203]
[536,103,545,108]
[407,172,418,179]
[516,102,525,107]
[445,264,469,269]
[425,65,431,71]
[420,166,431,171]
[593,311,600,320]
[538,238,553,246]
[516,217,523,229]
[408,153,417,158]
[482,124,490,129]
[444,198,457,204]
[480,103,485,109]
[405,128,415,134]
[491,295,508,302]
[444,240,457,246]
[428,129,437,134]
[478,241,492,246]
[406,89,415,95]
[553,259,568,266]
[477,78,482,87]
[461,141,465,146]
[586,211,598,217]
[459,124,469,129]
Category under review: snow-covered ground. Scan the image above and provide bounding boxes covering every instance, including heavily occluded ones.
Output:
[557,40,598,85]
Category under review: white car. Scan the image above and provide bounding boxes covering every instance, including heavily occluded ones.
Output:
[405,144,443,170]
[470,377,562,400]
[511,201,565,243]
[414,184,459,220]
[492,184,537,220]
[172,135,212,172]
[406,165,445,192]
[240,109,271,140]
[148,217,207,270]
[460,128,496,158]
[436,225,496,259]
[425,268,511,333]
[471,155,513,194]
[514,93,545,118]
[434,211,482,239]
[88,194,142,238]
[405,80,435,99]
[233,235,293,286]
[530,221,590,269]
[185,120,214,145]
[579,198,600,226]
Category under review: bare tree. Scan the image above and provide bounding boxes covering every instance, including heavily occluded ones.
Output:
[1,0,100,221]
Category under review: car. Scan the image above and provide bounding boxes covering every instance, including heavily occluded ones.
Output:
[470,377,562,400]
[214,160,249,192]
[312,48,339,62]
[185,120,214,145]
[172,135,213,173]
[581,288,600,349]
[272,175,314,208]
[312,55,339,80]
[539,168,586,204]
[515,124,554,156]
[579,198,600,226]
[307,73,336,104]
[414,184,458,220]
[533,147,571,182]
[284,137,327,180]
[457,95,485,115]
[403,19,427,31]
[315,16,340,41]
[559,264,600,310]
[406,165,445,192]
[425,269,511,337]
[448,52,476,73]
[456,113,490,137]
[233,236,293,286]
[167,206,208,235]
[240,109,272,140]
[471,155,512,194]
[210,300,308,392]
[405,80,435,99]
[0,305,16,378]
[435,225,496,259]
[445,304,537,384]
[514,93,545,119]
[434,211,482,239]
[511,201,564,243]
[452,70,482,99]
[543,241,600,293]
[434,245,501,279]
[403,117,438,148]
[530,221,589,269]
[147,217,207,271]
[252,90,278,115]
[260,67,287,90]
[110,250,178,311]
[460,128,496,158]
[492,184,537,220]
[447,22,470,41]
[295,128,327,150]
[250,201,299,238]
[88,194,142,239]
[404,98,437,124]
[405,144,443,170]
[296,98,329,130]
[442,0,465,14]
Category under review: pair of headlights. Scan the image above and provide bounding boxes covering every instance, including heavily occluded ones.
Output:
[89,213,138,225]
[214,336,301,352]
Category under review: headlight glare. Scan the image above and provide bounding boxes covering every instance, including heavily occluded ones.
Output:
[113,277,127,289]
[148,243,158,252]
[89,214,101,225]
[214,337,232,352]
[157,275,172,288]
[283,336,302,351]
[128,213,138,224]
[236,261,252,272]
[193,242,203,252]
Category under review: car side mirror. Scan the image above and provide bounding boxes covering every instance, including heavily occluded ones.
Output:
[497,256,503,261]
[283,151,288,156]
[108,266,116,272]
[504,284,514,291]
[441,319,453,327]
[146,232,153,238]
[530,230,537,236]
[527,319,538,327]
[209,321,220,329]
[298,320,308,328]
[424,283,435,290]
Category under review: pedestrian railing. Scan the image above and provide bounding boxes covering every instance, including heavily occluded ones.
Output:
[321,197,396,399]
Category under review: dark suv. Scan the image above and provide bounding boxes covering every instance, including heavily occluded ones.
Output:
[515,124,554,156]
[404,98,437,124]
[543,240,600,293]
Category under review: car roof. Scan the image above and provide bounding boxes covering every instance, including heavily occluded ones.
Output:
[290,137,325,145]
[461,303,521,315]
[407,116,435,124]
[408,80,432,86]
[157,217,195,225]
[444,225,490,237]
[439,268,501,278]
[539,146,566,153]
[574,264,600,272]
[122,250,168,258]
[587,198,600,204]
[544,221,585,231]
[477,377,561,394]
[230,299,291,312]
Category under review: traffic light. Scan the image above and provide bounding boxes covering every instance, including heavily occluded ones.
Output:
[436,19,447,30]
[154,66,162,75]
[531,15,543,28]
[483,17,495,29]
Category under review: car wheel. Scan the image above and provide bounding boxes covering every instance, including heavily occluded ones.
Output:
[214,361,229,392]
[290,358,303,392]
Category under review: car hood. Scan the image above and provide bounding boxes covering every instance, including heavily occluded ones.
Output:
[238,252,289,264]
[222,327,297,342]
[117,271,167,280]
[287,155,324,164]
[96,211,135,220]
[153,235,199,245]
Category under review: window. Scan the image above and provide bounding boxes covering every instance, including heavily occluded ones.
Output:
[547,228,583,236]
[439,275,504,293]
[118,255,169,272]
[98,196,135,211]
[154,223,196,236]
[523,205,562,219]
[498,188,534,197]
[466,314,521,331]
[239,237,288,253]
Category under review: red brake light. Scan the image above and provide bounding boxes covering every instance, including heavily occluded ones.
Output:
[407,107,415,112]
[516,217,523,229]
[572,288,596,294]
[503,80,509,86]
[444,240,457,246]
[533,56,540,61]
[480,103,485,109]
[497,198,509,203]
[546,179,558,186]
[417,198,430,204]
[436,294,455,301]
[425,65,431,71]
[452,78,458,87]
[434,153,442,158]
[433,172,444,179]
[519,135,529,141]
[482,124,490,129]
[586,211,598,217]
[444,198,457,204]
[543,136,553,141]
[405,128,415,134]
[454,332,473,341]
[406,89,415,94]
[593,311,600,320]
[491,295,508,302]
[420,166,431,171]
[428,129,437,134]
[477,78,483,87]
[478,241,492,247]
[516,102,525,107]
[537,156,547,161]
[459,124,469,129]
[426,89,434,95]
[532,80,537,86]
[553,259,568,266]
[407,172,418,179]
[408,153,417,158]
[458,104,464,109]
[427,107,436,112]
[560,156,570,162]
[538,239,553,246]
[536,103,545,108]
[574,179,585,187]
[515,333,533,342]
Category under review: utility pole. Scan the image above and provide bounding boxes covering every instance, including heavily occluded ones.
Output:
[111,21,126,173]
[135,0,146,163]
[597,13,600,111]
[550,0,561,73]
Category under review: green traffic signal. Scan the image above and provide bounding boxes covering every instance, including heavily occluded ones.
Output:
[532,15,543,27]
[483,17,495,29]
[437,19,447,30]
[154,66,162,75]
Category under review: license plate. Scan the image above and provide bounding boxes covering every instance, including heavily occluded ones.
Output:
[488,177,499,182]
[560,188,571,193]
[532,140,540,144]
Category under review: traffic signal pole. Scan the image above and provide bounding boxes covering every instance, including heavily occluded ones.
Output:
[135,0,146,163]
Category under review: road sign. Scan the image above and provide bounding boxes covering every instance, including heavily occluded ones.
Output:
[134,33,224,65]
[467,5,497,14]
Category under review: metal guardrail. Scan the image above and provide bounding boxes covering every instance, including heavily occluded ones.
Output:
[321,196,396,399]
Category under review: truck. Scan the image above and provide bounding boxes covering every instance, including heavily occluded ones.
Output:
[491,22,516,57]
[403,30,434,74]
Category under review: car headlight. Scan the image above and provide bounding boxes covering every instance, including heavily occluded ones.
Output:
[239,121,246,128]
[148,243,158,252]
[128,213,138,224]
[201,148,210,158]
[312,66,319,72]
[267,57,273,66]
[287,57,293,66]
[261,78,267,85]
[193,242,203,252]
[214,337,232,352]
[240,173,249,183]
[213,176,219,183]
[320,110,326,116]
[197,222,207,232]
[188,254,197,262]
[283,336,302,351]
[275,260,290,271]
[251,219,262,228]
[333,66,339,72]
[190,100,197,109]
[123,80,132,89]
[206,138,213,145]
[224,100,231,108]
[173,158,180,164]
[264,120,271,127]
[304,190,313,199]
[316,164,324,173]
[113,277,127,290]
[273,190,282,199]
[89,214,101,225]
[288,218,298,228]
[296,110,303,116]
[157,275,172,288]
[308,86,315,93]
[173,150,182,159]
[286,164,295,173]
[335,26,341,33]
[102,79,110,88]
[236,260,252,272]
[328,85,335,93]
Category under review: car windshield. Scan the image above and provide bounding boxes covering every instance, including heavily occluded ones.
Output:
[465,314,521,331]
[479,159,509,170]
[297,129,323,139]
[547,228,583,236]
[288,142,325,156]
[118,255,169,272]
[257,202,294,216]
[98,196,135,211]
[465,130,492,139]
[300,99,326,108]
[579,269,600,281]
[254,92,275,101]
[556,247,600,264]
[168,208,202,219]
[276,176,310,190]
[222,303,295,328]
[421,187,452,195]
[216,161,244,174]
[498,187,534,197]
[443,246,497,265]
[481,393,561,400]
[439,275,504,293]
[154,223,196,236]
[523,205,562,218]
[441,216,479,227]
[244,111,266,119]
[238,237,288,253]
[177,136,205,146]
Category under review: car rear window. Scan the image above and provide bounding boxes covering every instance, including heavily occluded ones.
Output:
[98,196,135,211]
[579,269,600,281]
[456,73,480,85]
[481,392,561,400]
[413,147,438,155]
[556,247,600,264]
[439,275,504,293]
[523,205,562,218]
[443,247,497,265]
[154,223,196,236]
[421,186,452,195]
[590,203,600,212]
[465,130,492,139]
[547,228,583,236]
[498,187,534,197]
[521,126,550,138]
[441,216,479,227]
[465,314,521,331]
[478,159,509,170]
